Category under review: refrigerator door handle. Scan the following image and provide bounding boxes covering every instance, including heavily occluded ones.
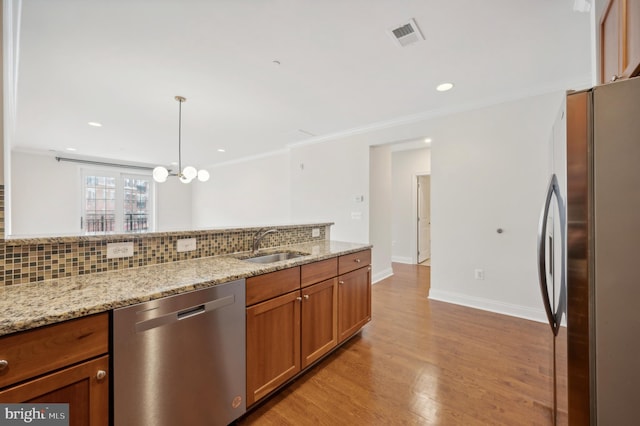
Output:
[537,174,560,335]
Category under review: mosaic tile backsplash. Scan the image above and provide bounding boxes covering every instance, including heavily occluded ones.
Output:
[0,185,329,286]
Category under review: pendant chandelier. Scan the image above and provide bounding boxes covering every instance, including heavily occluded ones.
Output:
[153,96,210,183]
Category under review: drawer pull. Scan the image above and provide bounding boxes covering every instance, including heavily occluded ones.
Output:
[296,296,302,302]
[354,258,361,263]
[339,281,345,285]
[96,370,107,380]
[0,360,8,370]
[303,294,310,300]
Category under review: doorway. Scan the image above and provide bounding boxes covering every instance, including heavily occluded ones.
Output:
[417,175,431,264]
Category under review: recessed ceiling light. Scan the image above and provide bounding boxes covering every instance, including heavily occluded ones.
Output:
[424,138,432,144]
[217,148,226,153]
[66,147,77,152]
[436,82,454,92]
[88,121,102,127]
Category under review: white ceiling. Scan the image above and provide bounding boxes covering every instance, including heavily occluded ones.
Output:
[10,0,592,168]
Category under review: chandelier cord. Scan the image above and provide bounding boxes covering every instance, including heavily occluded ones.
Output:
[177,97,183,177]
[153,95,208,183]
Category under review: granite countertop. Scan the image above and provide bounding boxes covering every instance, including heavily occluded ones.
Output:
[0,240,371,336]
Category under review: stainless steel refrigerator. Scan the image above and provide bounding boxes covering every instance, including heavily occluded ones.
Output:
[538,76,640,425]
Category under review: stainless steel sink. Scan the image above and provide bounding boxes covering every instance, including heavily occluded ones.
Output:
[243,251,307,264]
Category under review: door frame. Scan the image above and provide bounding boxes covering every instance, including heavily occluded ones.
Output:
[411,172,430,265]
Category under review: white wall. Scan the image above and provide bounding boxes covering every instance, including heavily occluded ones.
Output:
[156,177,193,231]
[391,148,431,264]
[10,151,190,236]
[285,92,563,323]
[290,139,369,244]
[429,91,564,322]
[369,145,393,283]
[11,151,79,236]
[192,151,291,228]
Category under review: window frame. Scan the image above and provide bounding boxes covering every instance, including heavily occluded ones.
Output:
[80,167,156,235]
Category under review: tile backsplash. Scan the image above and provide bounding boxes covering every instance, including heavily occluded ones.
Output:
[0,186,330,286]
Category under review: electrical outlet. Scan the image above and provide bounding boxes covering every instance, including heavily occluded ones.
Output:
[312,228,320,238]
[474,269,485,280]
[177,238,197,252]
[107,242,134,259]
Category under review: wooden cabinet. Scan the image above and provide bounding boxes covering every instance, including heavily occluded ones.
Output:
[301,278,338,368]
[246,290,301,406]
[246,251,370,406]
[245,275,339,406]
[600,0,640,83]
[338,262,372,343]
[0,313,110,426]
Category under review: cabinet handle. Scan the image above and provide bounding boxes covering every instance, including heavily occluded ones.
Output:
[354,258,361,263]
[0,360,8,370]
[96,370,107,380]
[611,74,620,82]
[339,281,345,285]
[296,296,302,302]
[303,294,309,300]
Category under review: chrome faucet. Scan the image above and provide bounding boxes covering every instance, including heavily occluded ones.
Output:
[253,228,277,253]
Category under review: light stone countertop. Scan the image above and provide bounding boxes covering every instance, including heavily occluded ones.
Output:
[0,240,371,336]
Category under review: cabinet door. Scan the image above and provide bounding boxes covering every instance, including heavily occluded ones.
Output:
[625,0,640,77]
[246,291,301,406]
[600,0,640,83]
[601,0,623,83]
[0,355,109,426]
[301,278,338,368]
[338,266,372,343]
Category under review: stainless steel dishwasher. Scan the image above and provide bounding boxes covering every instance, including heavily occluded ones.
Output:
[113,279,246,426]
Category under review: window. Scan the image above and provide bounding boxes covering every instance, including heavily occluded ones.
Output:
[82,170,154,234]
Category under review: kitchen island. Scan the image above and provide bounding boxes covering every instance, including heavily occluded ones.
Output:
[0,236,372,426]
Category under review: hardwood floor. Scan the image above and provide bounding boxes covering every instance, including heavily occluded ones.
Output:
[236,263,556,425]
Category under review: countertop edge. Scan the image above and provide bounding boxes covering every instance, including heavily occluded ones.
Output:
[0,241,372,336]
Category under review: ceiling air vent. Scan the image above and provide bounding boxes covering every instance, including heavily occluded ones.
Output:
[388,18,424,47]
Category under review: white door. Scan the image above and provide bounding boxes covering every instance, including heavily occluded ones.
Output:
[417,175,431,263]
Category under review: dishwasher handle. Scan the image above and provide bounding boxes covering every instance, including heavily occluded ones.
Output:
[177,304,206,320]
[135,294,235,333]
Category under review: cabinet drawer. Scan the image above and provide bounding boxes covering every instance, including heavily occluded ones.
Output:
[301,258,337,288]
[0,313,109,389]
[246,267,301,306]
[338,249,371,275]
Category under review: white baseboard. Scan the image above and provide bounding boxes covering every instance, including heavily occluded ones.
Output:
[428,288,548,324]
[372,267,394,284]
[391,256,413,264]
